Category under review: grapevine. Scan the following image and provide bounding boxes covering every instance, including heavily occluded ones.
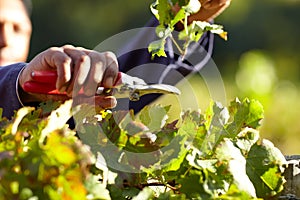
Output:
[0,98,287,199]
[148,0,227,58]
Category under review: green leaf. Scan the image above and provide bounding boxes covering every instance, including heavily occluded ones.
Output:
[186,148,218,173]
[85,175,111,200]
[218,184,257,199]
[45,131,77,165]
[227,98,264,137]
[178,21,227,49]
[156,0,173,25]
[246,139,286,198]
[176,168,211,199]
[38,100,61,116]
[148,39,167,58]
[216,139,257,197]
[235,127,260,154]
[159,133,188,172]
[199,101,229,155]
[138,105,170,132]
[170,8,186,27]
[0,108,3,120]
[40,100,73,143]
[132,187,155,200]
[12,107,35,135]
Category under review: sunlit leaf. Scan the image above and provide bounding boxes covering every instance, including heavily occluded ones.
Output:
[216,139,257,197]
[138,104,170,132]
[40,100,73,143]
[132,187,154,200]
[45,131,77,165]
[148,39,167,58]
[246,139,286,198]
[12,107,35,135]
[227,98,264,137]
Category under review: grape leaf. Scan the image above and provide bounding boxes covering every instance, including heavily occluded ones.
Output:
[84,175,111,200]
[246,139,286,198]
[0,108,2,120]
[148,39,167,58]
[40,100,73,143]
[11,107,35,135]
[132,187,155,200]
[235,127,260,154]
[138,104,171,132]
[198,101,229,156]
[227,98,264,137]
[216,139,257,197]
[38,100,61,116]
[176,168,207,199]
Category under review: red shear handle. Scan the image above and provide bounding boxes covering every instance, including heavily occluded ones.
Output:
[23,82,57,94]
[30,70,57,83]
[22,70,122,95]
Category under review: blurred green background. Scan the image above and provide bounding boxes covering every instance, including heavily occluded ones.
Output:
[28,0,300,155]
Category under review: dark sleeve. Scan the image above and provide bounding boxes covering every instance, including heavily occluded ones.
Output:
[116,17,214,113]
[0,63,27,119]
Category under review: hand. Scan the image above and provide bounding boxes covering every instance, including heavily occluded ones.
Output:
[189,0,231,22]
[18,45,119,109]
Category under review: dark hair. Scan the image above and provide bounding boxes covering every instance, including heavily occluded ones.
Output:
[22,0,32,16]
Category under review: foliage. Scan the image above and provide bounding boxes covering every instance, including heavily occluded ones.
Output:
[0,98,287,199]
[0,101,110,200]
[148,0,227,58]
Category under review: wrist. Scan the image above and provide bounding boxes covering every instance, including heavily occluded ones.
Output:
[17,65,40,103]
[16,67,25,106]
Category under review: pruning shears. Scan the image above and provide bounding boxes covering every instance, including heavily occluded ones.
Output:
[22,71,181,101]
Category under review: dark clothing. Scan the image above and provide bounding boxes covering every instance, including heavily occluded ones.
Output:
[0,18,214,118]
[116,18,214,113]
[0,63,27,118]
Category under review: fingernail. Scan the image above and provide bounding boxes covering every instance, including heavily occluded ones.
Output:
[59,85,67,93]
[85,88,94,96]
[105,77,113,87]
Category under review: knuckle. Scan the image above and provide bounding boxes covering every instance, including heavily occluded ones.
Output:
[78,54,90,64]
[47,46,61,53]
[61,56,72,65]
[62,44,75,49]
[104,51,117,61]
[104,52,118,70]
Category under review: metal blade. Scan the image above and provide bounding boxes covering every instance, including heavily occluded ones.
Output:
[119,72,147,86]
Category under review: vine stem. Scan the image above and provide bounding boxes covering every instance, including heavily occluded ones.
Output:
[139,182,180,191]
[170,34,184,55]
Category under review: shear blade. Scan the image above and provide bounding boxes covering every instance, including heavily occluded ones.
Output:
[133,84,181,96]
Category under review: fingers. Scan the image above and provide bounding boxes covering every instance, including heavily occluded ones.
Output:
[99,52,119,88]
[41,45,119,97]
[19,47,72,90]
[200,0,230,9]
[188,0,231,22]
[61,46,118,97]
[20,45,119,108]
[78,49,118,95]
[62,45,91,95]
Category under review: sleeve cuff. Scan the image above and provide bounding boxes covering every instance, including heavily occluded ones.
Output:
[15,64,27,107]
